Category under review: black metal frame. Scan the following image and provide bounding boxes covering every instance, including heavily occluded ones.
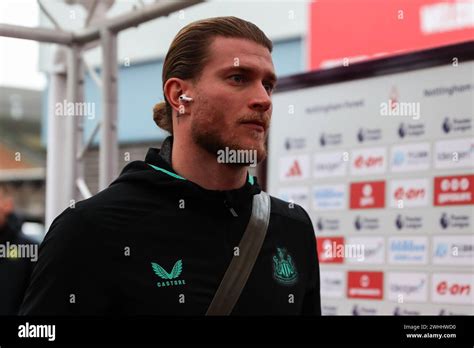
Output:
[275,40,474,93]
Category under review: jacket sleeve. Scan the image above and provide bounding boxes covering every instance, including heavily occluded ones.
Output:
[300,209,322,316]
[18,208,110,315]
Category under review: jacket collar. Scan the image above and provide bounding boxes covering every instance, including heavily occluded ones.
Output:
[144,136,261,205]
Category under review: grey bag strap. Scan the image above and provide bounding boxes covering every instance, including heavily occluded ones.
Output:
[206,191,271,316]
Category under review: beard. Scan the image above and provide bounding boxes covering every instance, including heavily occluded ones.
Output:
[190,96,269,166]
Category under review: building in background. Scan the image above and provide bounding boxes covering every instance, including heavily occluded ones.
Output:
[0,86,45,226]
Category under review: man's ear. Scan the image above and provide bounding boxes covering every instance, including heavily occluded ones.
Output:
[164,78,192,114]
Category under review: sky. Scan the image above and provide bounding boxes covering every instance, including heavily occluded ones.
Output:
[0,0,46,90]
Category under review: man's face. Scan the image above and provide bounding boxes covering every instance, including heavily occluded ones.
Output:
[189,36,276,165]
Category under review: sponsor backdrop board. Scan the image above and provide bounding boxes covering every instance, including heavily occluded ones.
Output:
[267,42,474,316]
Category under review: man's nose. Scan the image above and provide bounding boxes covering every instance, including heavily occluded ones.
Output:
[249,84,272,112]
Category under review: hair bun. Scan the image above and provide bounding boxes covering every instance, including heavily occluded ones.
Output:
[153,101,173,133]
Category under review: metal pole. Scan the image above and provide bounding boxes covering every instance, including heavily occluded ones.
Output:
[85,0,99,27]
[0,23,73,44]
[99,28,118,190]
[0,1,205,45]
[74,0,205,43]
[77,121,101,160]
[64,44,81,205]
[76,177,92,199]
[0,0,206,224]
[45,47,68,229]
[75,54,86,199]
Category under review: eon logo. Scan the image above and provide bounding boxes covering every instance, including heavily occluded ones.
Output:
[437,282,470,296]
[354,155,383,168]
[432,274,474,304]
[390,179,429,208]
[434,175,474,206]
[394,187,425,200]
[350,147,386,175]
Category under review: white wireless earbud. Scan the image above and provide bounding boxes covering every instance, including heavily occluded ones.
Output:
[179,94,193,102]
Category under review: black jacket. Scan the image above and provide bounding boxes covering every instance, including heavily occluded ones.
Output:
[20,137,321,315]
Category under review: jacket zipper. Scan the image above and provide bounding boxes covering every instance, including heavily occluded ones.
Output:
[224,200,238,217]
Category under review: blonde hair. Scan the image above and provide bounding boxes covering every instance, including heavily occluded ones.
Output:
[153,16,273,134]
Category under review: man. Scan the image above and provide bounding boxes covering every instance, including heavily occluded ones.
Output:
[20,16,321,315]
[0,184,37,315]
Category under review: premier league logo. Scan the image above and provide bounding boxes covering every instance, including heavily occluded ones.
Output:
[319,133,326,147]
[442,117,451,133]
[316,217,324,231]
[354,216,362,230]
[395,214,404,230]
[352,305,360,316]
[357,128,364,143]
[398,123,406,138]
[440,213,449,229]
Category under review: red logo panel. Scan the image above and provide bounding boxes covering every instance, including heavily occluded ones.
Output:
[350,181,385,209]
[317,237,344,264]
[434,175,474,206]
[347,271,384,300]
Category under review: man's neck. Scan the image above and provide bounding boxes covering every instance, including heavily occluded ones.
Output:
[171,136,248,191]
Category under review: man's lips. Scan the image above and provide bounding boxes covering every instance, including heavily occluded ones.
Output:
[241,121,266,132]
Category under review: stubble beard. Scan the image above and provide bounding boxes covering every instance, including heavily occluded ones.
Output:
[190,101,268,167]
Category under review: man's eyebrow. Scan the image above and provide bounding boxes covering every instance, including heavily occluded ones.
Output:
[219,66,278,85]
